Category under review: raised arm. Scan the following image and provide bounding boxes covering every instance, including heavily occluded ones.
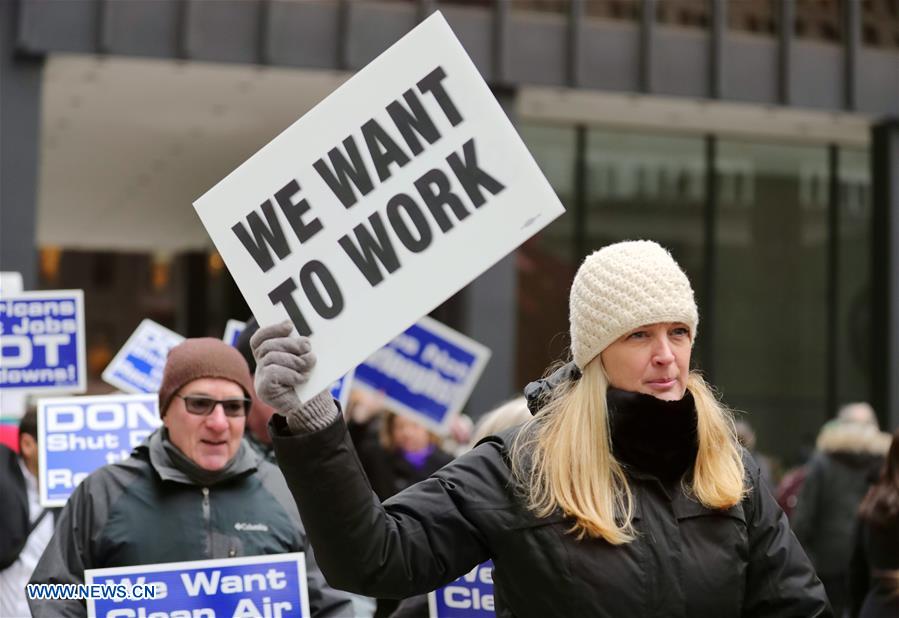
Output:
[252,322,493,598]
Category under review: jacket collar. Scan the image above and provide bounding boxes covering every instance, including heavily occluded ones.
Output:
[138,428,259,486]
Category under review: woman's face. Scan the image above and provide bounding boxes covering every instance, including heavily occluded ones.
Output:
[599,322,692,401]
[391,415,432,453]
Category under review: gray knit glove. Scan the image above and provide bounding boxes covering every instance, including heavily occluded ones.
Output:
[250,320,339,434]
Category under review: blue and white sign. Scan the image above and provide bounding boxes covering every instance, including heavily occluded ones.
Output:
[428,561,495,617]
[329,369,354,411]
[38,393,161,507]
[353,316,490,434]
[85,553,310,618]
[223,319,246,347]
[102,319,184,394]
[0,290,86,394]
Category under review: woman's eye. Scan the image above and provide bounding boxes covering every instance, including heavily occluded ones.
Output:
[671,327,690,337]
[627,331,648,340]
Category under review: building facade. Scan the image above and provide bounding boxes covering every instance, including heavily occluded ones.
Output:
[2,0,898,462]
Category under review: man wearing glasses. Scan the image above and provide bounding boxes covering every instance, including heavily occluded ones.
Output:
[29,338,354,618]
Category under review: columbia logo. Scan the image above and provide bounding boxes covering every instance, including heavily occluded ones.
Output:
[234,522,269,532]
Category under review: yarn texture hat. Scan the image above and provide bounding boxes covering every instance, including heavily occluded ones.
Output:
[158,338,254,417]
[569,240,699,369]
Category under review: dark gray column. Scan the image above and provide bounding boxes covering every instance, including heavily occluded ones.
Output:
[462,87,519,419]
[0,0,44,289]
[872,119,899,430]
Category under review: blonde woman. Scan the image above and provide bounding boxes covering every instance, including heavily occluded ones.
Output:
[251,240,831,617]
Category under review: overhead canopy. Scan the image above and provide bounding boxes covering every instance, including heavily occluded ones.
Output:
[37,55,348,253]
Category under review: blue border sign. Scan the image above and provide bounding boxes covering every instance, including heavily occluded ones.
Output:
[428,561,495,617]
[353,316,490,433]
[223,319,246,348]
[85,553,310,618]
[0,290,86,394]
[38,393,161,507]
[102,319,184,394]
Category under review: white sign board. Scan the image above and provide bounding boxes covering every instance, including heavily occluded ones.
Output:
[194,12,564,400]
[102,320,184,394]
[0,271,24,296]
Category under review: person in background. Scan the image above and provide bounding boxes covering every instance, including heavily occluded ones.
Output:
[735,419,776,488]
[252,239,830,617]
[792,403,891,617]
[29,338,354,618]
[849,427,899,618]
[0,409,59,618]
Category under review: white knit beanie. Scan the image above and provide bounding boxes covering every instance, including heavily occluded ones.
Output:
[569,240,699,369]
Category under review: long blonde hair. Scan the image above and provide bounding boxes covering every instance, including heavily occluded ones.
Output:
[510,359,746,544]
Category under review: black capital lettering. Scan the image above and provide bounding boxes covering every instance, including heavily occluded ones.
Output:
[338,211,401,287]
[446,138,506,208]
[414,168,470,233]
[362,118,411,182]
[300,261,344,320]
[275,179,323,243]
[268,277,312,336]
[231,200,291,273]
[386,193,433,253]
[313,135,374,209]
[386,89,441,155]
[417,66,463,127]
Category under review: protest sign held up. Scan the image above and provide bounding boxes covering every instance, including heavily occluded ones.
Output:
[85,553,309,618]
[194,12,565,400]
[354,316,489,433]
[223,319,247,347]
[37,393,161,507]
[429,561,495,617]
[102,319,184,394]
[0,290,87,394]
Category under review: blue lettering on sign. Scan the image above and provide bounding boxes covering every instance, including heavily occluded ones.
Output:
[40,394,162,506]
[0,293,84,392]
[354,323,477,425]
[87,555,308,618]
[430,561,494,617]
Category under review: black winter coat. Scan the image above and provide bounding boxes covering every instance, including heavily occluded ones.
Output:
[849,515,899,618]
[272,415,831,617]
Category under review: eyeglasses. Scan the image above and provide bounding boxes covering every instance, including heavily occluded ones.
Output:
[177,395,251,418]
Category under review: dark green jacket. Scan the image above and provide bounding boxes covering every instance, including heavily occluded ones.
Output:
[28,429,354,618]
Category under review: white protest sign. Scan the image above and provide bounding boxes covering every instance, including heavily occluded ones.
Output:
[38,393,161,507]
[193,11,565,401]
[0,271,24,296]
[102,320,184,394]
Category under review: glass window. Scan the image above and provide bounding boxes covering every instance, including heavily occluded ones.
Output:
[516,124,578,387]
[836,148,873,405]
[714,140,829,464]
[584,129,708,366]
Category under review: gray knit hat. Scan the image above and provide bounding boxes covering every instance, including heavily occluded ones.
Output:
[569,240,699,369]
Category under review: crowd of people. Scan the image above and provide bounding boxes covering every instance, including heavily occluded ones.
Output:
[1,239,898,617]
